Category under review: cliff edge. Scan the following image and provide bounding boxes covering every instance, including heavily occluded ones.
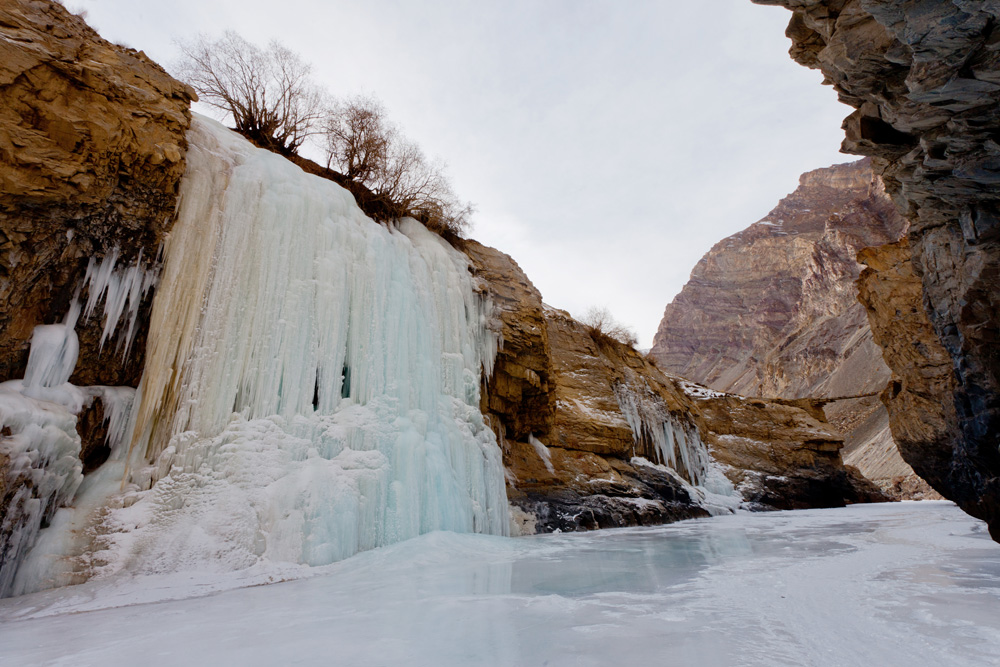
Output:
[756,0,1000,539]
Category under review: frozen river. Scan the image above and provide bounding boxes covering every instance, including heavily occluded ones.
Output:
[1,501,998,666]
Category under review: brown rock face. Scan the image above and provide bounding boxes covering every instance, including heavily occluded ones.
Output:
[651,160,902,395]
[463,241,886,533]
[697,394,887,509]
[460,239,556,442]
[0,0,193,588]
[0,0,195,387]
[756,0,1000,538]
[650,159,928,495]
[857,239,962,500]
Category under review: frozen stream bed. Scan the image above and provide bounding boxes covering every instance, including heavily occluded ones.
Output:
[1,501,998,666]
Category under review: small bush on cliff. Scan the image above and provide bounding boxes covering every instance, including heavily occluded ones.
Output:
[580,307,638,348]
[176,31,326,153]
[322,95,473,236]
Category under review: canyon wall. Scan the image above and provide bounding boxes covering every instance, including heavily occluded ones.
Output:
[650,159,933,496]
[0,0,193,571]
[756,0,1000,538]
[0,0,194,387]
[0,1,890,588]
[463,239,886,533]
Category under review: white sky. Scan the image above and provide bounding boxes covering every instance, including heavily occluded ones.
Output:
[72,0,850,348]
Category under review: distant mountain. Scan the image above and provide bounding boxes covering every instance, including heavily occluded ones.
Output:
[650,159,936,498]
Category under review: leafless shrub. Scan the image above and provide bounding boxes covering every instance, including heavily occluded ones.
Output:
[373,138,474,236]
[580,307,638,348]
[323,95,473,236]
[323,95,393,181]
[175,31,326,153]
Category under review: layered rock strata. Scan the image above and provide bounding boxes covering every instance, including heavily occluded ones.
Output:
[756,0,1000,538]
[0,0,195,387]
[462,240,886,533]
[650,159,932,496]
[0,0,193,573]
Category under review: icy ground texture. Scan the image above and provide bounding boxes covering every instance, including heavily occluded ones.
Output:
[0,502,996,666]
[11,115,507,594]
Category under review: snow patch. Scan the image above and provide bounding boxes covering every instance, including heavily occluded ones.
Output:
[529,434,555,474]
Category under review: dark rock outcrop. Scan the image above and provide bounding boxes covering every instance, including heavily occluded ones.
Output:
[0,0,195,387]
[756,0,1000,538]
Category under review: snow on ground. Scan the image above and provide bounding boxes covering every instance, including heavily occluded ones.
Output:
[677,379,729,400]
[1,501,998,666]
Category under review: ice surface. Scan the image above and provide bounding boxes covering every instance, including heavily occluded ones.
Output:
[11,115,507,595]
[0,502,997,666]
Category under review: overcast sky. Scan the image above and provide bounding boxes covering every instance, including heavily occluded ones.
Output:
[73,0,851,348]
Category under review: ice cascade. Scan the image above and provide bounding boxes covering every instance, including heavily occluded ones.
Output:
[10,115,507,594]
[613,381,711,487]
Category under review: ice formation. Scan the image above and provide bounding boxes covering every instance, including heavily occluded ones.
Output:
[81,247,159,357]
[528,434,555,474]
[613,381,711,487]
[8,115,508,595]
[0,272,151,596]
[0,385,84,597]
[0,304,85,596]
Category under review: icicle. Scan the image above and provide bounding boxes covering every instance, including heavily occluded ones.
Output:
[22,301,81,400]
[81,246,159,358]
[81,386,137,452]
[528,434,555,474]
[613,380,711,487]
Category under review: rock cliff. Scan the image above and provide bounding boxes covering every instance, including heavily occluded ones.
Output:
[462,240,886,534]
[650,159,932,496]
[756,0,1000,539]
[0,0,889,562]
[0,0,193,572]
[0,0,194,388]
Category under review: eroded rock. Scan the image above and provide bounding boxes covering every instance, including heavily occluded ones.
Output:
[756,0,1000,537]
[0,0,195,387]
[464,241,887,534]
[650,159,930,496]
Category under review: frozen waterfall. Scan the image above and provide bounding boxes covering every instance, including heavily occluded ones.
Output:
[7,115,507,595]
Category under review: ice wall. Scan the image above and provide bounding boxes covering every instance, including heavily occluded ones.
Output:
[11,115,507,594]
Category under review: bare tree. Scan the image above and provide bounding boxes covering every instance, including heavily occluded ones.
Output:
[322,96,474,236]
[580,307,638,348]
[323,95,394,181]
[175,32,326,153]
[372,139,474,235]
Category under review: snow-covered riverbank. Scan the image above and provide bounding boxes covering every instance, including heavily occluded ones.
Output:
[1,501,997,666]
